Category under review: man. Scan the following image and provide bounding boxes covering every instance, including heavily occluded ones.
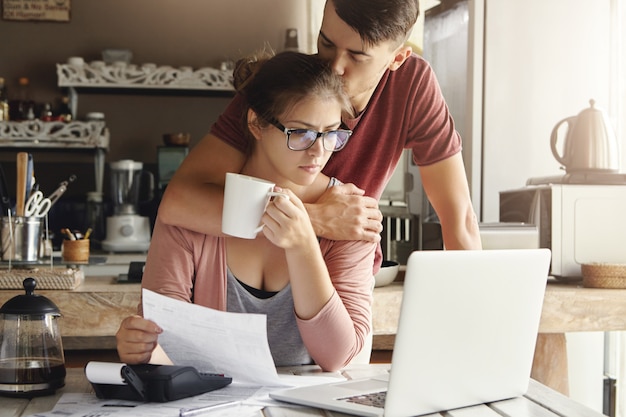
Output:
[158,0,482,270]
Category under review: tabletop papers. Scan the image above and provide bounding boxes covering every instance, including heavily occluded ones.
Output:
[142,289,286,387]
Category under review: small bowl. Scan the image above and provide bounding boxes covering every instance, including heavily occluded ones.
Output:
[67,56,85,67]
[163,133,191,147]
[374,260,399,287]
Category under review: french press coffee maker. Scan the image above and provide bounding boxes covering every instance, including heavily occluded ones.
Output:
[0,278,66,396]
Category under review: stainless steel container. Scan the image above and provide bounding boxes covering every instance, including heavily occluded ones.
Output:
[1,217,42,262]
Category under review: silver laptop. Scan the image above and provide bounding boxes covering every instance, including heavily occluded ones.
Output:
[270,249,551,417]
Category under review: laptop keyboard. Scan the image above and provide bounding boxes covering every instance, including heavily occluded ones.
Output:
[339,391,386,408]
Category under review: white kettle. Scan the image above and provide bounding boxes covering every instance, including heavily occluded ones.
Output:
[550,99,620,173]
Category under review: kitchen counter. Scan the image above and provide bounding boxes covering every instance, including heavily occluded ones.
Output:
[79,252,148,277]
[0,252,149,278]
[2,274,625,344]
[0,275,140,350]
[0,273,404,351]
[1,275,624,396]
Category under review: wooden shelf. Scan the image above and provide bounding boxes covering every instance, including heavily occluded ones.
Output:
[57,62,234,92]
[0,120,109,150]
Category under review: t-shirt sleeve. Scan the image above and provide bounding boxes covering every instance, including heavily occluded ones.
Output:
[404,57,462,166]
[209,93,249,153]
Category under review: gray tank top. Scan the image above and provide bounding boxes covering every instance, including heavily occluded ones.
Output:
[226,268,313,367]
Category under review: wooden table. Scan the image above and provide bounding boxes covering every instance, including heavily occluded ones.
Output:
[1,276,624,394]
[0,366,604,417]
[531,279,626,396]
[372,278,626,342]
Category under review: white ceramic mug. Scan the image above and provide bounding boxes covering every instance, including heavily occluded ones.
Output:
[222,173,288,239]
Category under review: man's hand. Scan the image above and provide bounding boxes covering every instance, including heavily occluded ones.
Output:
[306,183,382,242]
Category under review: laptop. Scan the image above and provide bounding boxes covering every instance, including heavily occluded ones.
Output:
[270,248,551,417]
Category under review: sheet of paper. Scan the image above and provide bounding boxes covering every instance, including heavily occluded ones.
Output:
[27,393,144,417]
[142,289,285,386]
[29,394,262,417]
[29,375,346,417]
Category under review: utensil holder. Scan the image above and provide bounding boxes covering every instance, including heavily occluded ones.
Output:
[61,239,90,263]
[1,216,42,262]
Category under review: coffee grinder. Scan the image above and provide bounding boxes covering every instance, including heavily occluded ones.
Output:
[101,160,154,252]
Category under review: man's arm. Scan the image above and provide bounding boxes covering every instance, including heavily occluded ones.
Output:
[419,153,482,250]
[305,183,382,243]
[158,133,246,235]
[159,132,382,241]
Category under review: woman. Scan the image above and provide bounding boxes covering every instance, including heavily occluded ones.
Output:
[116,51,377,372]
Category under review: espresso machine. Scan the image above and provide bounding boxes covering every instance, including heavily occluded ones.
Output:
[101,160,154,252]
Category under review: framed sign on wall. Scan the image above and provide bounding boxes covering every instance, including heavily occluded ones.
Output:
[2,0,70,22]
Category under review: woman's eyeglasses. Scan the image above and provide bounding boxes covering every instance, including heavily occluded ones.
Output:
[270,120,352,152]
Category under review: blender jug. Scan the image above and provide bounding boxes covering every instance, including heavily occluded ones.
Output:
[102,160,154,252]
[109,160,154,215]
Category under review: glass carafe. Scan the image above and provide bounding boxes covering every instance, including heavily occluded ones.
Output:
[0,278,66,397]
[109,160,154,215]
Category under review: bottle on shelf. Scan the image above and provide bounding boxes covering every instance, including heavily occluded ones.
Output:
[56,95,72,122]
[0,77,8,121]
[9,77,35,121]
[40,102,53,121]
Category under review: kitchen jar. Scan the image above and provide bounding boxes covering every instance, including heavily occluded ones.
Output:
[1,216,42,262]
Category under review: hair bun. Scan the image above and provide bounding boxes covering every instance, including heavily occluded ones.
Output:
[232,48,275,91]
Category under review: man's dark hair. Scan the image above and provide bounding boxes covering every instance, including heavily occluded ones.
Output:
[331,0,420,47]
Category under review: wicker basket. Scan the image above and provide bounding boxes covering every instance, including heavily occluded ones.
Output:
[0,267,84,290]
[581,263,626,289]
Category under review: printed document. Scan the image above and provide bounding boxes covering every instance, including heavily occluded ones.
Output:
[142,289,286,386]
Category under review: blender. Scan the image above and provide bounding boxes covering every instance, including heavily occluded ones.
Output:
[101,160,154,252]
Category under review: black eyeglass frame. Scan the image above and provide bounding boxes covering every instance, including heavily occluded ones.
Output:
[269,120,353,152]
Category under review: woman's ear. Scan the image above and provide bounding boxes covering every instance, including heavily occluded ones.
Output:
[247,109,264,141]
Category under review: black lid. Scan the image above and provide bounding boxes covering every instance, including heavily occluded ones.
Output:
[0,278,61,315]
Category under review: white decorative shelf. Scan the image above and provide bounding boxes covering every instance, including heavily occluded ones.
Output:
[57,62,234,91]
[0,120,109,149]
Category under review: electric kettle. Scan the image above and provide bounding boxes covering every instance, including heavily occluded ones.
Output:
[550,99,620,173]
[0,278,66,397]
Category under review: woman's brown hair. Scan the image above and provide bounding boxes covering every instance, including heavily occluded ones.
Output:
[233,51,351,154]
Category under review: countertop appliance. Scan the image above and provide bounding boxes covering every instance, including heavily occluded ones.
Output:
[500,178,626,278]
[550,99,620,174]
[478,222,538,250]
[101,160,153,253]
